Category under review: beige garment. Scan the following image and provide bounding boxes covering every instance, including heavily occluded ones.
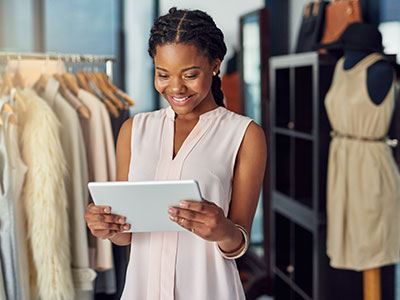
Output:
[0,255,5,300]
[64,89,84,110]
[7,59,66,88]
[77,89,116,271]
[325,53,400,271]
[17,89,74,299]
[41,77,97,295]
[3,108,29,300]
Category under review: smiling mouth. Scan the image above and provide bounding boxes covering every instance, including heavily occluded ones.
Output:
[170,94,194,105]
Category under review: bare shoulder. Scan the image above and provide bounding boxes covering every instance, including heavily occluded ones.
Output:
[235,120,267,171]
[119,117,134,140]
[241,121,267,155]
[116,117,134,181]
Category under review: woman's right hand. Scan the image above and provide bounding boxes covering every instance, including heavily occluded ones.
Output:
[84,203,130,239]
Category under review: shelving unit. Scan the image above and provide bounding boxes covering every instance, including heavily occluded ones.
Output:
[268,52,399,300]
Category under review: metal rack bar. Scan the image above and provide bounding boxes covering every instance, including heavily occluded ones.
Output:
[0,52,116,62]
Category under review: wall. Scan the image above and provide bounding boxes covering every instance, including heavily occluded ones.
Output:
[124,0,156,114]
[288,0,309,53]
[0,0,34,52]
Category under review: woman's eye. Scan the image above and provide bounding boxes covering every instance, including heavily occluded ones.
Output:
[157,74,169,79]
[184,74,199,79]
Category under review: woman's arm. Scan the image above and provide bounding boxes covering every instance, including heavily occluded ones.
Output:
[109,117,134,245]
[218,121,267,252]
[85,117,134,246]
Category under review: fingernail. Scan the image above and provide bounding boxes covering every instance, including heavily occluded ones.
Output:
[169,216,176,221]
[179,201,188,208]
[119,217,126,224]
[168,207,176,214]
[124,224,130,230]
[104,207,111,213]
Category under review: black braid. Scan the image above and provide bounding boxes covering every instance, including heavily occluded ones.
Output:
[149,7,227,107]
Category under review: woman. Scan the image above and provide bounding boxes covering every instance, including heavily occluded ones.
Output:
[85,7,266,300]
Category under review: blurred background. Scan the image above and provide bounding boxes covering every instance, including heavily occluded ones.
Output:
[1,0,400,300]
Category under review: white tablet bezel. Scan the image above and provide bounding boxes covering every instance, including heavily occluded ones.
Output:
[88,180,202,232]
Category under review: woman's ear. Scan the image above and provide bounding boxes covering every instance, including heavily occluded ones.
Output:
[213,59,222,75]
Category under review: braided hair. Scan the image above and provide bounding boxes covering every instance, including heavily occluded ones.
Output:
[148,7,227,107]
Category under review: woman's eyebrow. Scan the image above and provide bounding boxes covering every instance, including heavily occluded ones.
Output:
[181,66,200,72]
[155,66,201,72]
[156,67,168,72]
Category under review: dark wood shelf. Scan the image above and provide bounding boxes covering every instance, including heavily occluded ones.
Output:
[269,51,397,300]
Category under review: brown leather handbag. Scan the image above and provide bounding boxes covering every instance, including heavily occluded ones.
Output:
[320,0,362,47]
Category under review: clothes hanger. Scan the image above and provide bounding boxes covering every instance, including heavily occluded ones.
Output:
[1,103,17,125]
[100,73,135,106]
[54,59,90,120]
[12,55,26,90]
[34,55,49,94]
[62,72,80,96]
[93,72,124,110]
[87,60,123,110]
[61,56,81,96]
[76,70,96,96]
[2,60,26,112]
[83,63,119,117]
[89,75,120,118]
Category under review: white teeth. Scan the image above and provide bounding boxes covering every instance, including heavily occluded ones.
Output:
[172,96,189,102]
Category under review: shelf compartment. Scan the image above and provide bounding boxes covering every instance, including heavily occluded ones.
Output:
[294,138,313,208]
[275,134,291,197]
[294,66,313,133]
[275,212,291,277]
[275,68,290,129]
[294,224,313,298]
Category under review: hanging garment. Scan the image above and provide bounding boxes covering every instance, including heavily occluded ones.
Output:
[1,97,29,300]
[41,77,97,297]
[97,93,130,300]
[76,89,117,295]
[0,255,5,300]
[121,106,251,300]
[63,88,85,112]
[0,102,21,300]
[325,53,400,271]
[17,89,74,299]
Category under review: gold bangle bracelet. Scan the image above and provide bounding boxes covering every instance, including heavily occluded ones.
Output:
[216,224,249,260]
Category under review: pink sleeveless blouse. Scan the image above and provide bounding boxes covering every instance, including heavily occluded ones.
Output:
[121,106,251,300]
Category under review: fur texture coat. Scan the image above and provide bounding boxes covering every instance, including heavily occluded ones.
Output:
[18,89,73,300]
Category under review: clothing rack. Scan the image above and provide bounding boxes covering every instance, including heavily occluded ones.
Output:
[0,51,116,80]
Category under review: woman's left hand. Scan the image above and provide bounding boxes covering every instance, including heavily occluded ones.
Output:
[168,199,233,242]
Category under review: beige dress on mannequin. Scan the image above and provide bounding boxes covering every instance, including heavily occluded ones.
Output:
[325,53,400,271]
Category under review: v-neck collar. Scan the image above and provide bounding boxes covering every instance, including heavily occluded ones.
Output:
[166,105,224,121]
[167,105,224,161]
[155,105,224,180]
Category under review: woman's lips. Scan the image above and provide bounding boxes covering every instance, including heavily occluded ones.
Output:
[170,94,194,106]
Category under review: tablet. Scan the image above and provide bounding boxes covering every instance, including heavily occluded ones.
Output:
[88,180,203,232]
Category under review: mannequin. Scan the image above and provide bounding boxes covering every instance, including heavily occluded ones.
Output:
[343,49,395,300]
[344,49,394,105]
[324,23,400,300]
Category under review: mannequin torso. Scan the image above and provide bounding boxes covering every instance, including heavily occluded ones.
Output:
[343,50,394,105]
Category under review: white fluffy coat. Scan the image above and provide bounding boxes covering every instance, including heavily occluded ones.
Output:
[18,89,73,300]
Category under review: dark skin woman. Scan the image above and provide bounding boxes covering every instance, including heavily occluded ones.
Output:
[85,7,266,299]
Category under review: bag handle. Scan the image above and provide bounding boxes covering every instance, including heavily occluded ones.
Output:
[312,1,321,16]
[304,2,312,18]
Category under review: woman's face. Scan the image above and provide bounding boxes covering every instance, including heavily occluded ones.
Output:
[153,43,220,117]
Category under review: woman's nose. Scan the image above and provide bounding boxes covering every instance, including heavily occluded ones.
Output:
[170,77,186,93]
